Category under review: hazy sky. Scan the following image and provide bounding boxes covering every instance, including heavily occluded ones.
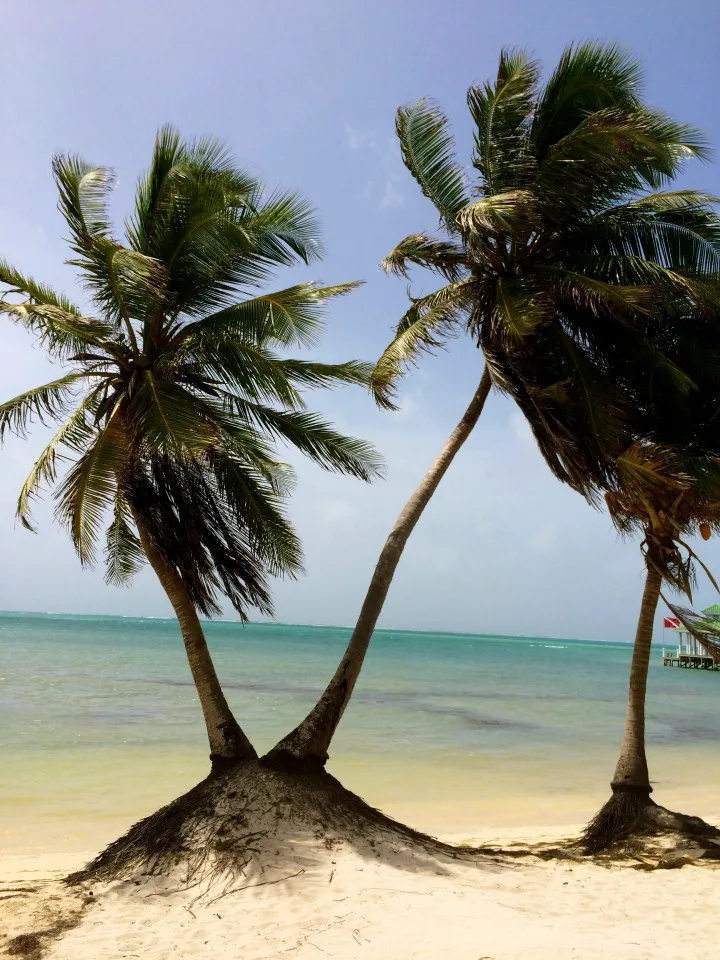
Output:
[1,0,719,642]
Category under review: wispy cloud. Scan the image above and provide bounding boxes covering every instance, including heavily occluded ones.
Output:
[345,125,378,151]
[344,124,405,211]
[379,179,404,209]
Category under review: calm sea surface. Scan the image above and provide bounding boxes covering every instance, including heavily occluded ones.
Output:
[1,611,718,852]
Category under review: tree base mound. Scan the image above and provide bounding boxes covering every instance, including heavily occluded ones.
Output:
[68,759,480,895]
[582,791,720,862]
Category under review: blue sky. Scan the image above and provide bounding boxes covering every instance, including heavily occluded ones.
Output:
[1,0,719,641]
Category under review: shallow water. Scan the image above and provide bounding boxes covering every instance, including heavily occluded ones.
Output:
[1,611,718,852]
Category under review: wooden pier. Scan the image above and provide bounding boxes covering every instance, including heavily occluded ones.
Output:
[662,604,720,672]
[662,650,720,670]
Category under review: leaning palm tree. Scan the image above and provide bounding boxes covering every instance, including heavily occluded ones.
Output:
[583,444,720,851]
[0,127,381,768]
[267,43,720,770]
[583,305,720,851]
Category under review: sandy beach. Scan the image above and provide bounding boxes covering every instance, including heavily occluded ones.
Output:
[2,822,718,960]
[3,616,720,958]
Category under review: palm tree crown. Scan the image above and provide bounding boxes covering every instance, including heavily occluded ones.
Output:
[604,305,720,596]
[0,126,382,617]
[376,43,720,498]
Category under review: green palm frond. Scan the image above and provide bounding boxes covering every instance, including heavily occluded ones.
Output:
[0,261,82,314]
[128,127,321,319]
[594,203,720,276]
[126,124,185,254]
[537,267,653,318]
[531,42,644,151]
[371,280,473,408]
[53,155,116,245]
[614,442,691,500]
[396,99,470,225]
[131,375,219,455]
[0,373,93,439]
[538,108,710,207]
[105,498,146,586]
[244,188,323,266]
[17,392,101,531]
[381,233,466,281]
[183,336,373,408]
[0,301,113,357]
[175,281,361,350]
[539,326,631,461]
[0,260,113,356]
[128,456,275,618]
[83,242,168,324]
[493,277,551,339]
[468,48,539,193]
[55,416,128,564]
[232,402,384,481]
[175,338,303,406]
[53,154,169,338]
[278,358,374,396]
[206,452,302,576]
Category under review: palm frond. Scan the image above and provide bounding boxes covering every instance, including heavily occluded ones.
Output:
[457,190,538,235]
[468,48,539,193]
[206,452,302,576]
[396,99,470,225]
[105,498,146,586]
[0,301,113,358]
[128,457,275,618]
[0,373,92,439]
[371,280,473,408]
[613,442,691,503]
[128,129,321,318]
[54,416,128,564]
[493,277,551,339]
[52,155,116,245]
[244,188,323,266]
[131,375,219,455]
[17,392,101,531]
[531,42,644,151]
[592,199,720,276]
[538,267,653,318]
[539,107,710,205]
[381,233,466,281]
[231,402,384,481]
[175,281,361,350]
[0,260,82,314]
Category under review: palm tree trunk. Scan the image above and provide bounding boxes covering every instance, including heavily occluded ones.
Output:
[134,513,257,770]
[610,563,662,796]
[582,562,662,851]
[265,368,493,771]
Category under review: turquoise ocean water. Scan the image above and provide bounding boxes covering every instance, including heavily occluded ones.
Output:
[1,611,718,852]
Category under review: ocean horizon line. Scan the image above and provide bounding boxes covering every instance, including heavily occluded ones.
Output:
[0,607,630,646]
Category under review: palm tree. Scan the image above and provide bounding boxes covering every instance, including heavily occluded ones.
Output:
[583,307,720,851]
[0,127,381,769]
[582,446,720,850]
[266,42,720,770]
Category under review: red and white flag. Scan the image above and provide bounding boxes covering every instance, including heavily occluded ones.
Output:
[663,617,681,629]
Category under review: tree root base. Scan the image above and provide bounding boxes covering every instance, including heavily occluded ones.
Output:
[582,790,720,861]
[67,760,479,895]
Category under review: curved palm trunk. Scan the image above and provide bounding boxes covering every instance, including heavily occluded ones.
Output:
[265,368,493,771]
[134,515,257,770]
[610,564,662,796]
[583,562,661,851]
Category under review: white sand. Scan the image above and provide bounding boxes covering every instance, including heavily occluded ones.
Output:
[2,827,718,960]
